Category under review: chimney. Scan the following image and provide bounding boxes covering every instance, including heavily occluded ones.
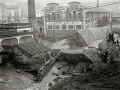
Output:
[28,0,39,42]
[28,0,37,32]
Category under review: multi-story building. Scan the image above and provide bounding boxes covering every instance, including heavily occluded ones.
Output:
[0,2,22,23]
[43,2,110,36]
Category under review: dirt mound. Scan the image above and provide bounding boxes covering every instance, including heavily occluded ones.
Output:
[50,62,120,90]
[68,32,87,48]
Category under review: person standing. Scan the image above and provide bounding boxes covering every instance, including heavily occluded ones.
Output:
[107,31,114,43]
[113,33,118,44]
[117,34,120,45]
[106,30,110,42]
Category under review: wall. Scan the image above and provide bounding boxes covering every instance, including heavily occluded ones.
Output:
[1,38,18,46]
[46,30,77,36]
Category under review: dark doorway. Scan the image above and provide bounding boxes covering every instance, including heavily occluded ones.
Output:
[39,27,43,34]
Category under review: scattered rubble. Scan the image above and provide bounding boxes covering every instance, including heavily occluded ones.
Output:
[49,61,120,90]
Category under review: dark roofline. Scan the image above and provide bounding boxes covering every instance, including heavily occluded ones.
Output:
[14,42,50,57]
[68,2,81,5]
[47,3,59,6]
[14,44,32,57]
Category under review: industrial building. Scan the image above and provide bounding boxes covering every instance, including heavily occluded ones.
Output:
[43,2,110,36]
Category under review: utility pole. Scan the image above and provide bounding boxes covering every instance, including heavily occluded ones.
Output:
[53,14,55,42]
[44,10,46,35]
[97,0,99,7]
[53,16,55,38]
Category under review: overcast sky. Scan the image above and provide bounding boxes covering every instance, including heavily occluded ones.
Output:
[15,0,119,6]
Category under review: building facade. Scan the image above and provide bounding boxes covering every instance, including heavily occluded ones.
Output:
[37,17,44,35]
[0,3,21,23]
[43,2,110,36]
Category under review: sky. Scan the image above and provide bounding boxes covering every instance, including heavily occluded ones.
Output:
[9,0,120,6]
[35,0,119,6]
[1,0,119,7]
[1,0,120,12]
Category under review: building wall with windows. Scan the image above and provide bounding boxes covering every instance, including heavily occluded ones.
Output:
[44,2,83,33]
[44,2,109,36]
[84,8,110,29]
[0,3,21,23]
[37,17,44,35]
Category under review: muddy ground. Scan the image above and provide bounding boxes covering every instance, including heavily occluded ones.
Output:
[0,65,34,90]
[0,61,73,90]
[50,62,120,90]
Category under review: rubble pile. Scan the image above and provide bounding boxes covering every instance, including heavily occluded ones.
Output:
[73,62,91,73]
[83,48,101,63]
[50,62,120,90]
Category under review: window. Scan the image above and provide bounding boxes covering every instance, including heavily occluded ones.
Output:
[67,13,71,20]
[73,11,76,19]
[9,29,15,31]
[54,25,60,30]
[76,25,81,30]
[62,24,66,30]
[68,25,74,30]
[47,25,53,30]
[86,20,88,23]
[56,14,60,20]
[52,12,55,20]
[47,14,51,20]
[88,20,90,23]
[91,19,94,22]
[78,13,81,19]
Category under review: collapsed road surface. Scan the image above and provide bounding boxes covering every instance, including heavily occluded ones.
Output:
[0,61,72,90]
[24,61,72,90]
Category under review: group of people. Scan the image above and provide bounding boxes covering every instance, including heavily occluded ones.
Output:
[99,29,120,64]
[106,30,120,45]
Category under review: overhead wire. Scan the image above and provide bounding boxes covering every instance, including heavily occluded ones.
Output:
[84,0,120,10]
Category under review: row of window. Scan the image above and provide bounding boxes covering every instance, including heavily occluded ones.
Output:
[85,18,99,23]
[47,24,82,30]
[47,11,81,20]
[86,12,109,18]
[47,13,60,20]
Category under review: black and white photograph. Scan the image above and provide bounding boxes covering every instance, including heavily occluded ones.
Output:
[0,0,120,90]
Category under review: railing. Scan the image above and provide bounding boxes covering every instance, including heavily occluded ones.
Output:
[0,30,17,36]
[0,23,32,29]
[0,23,33,37]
